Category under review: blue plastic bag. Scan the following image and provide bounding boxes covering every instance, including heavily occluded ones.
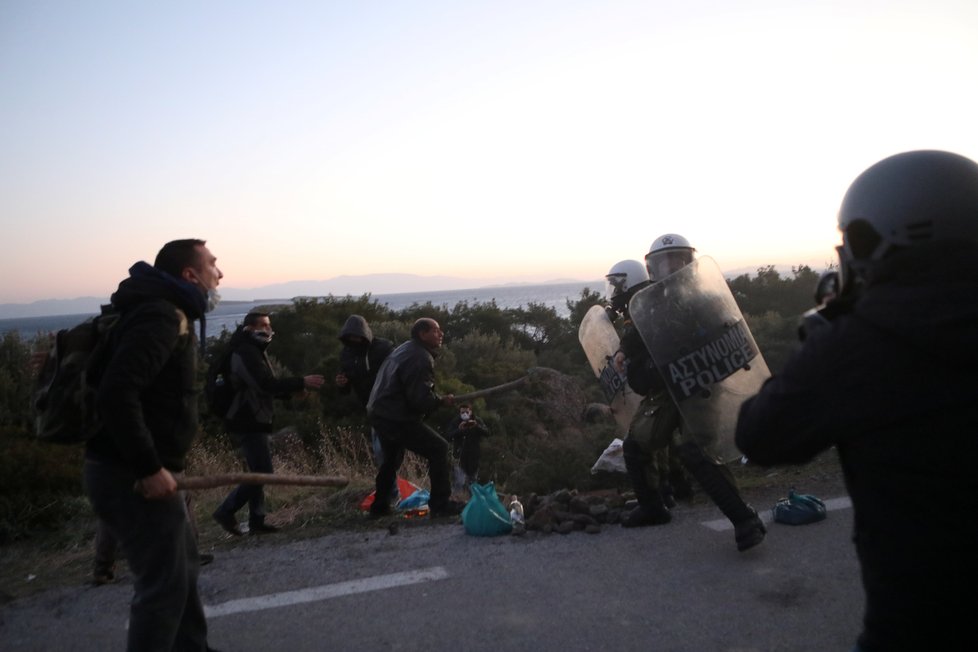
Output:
[397,489,430,510]
[462,482,513,537]
[772,489,827,525]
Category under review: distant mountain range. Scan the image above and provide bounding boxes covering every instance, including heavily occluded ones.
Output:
[0,273,594,319]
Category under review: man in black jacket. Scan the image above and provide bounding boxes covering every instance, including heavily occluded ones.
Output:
[212,312,324,535]
[736,150,978,651]
[335,315,394,465]
[84,238,221,652]
[336,314,394,407]
[367,318,463,518]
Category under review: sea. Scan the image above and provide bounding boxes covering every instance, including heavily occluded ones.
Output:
[0,281,602,339]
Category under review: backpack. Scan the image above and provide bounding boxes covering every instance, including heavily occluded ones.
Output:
[33,307,120,445]
[204,345,236,420]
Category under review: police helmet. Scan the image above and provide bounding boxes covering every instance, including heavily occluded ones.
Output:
[837,150,978,292]
[645,233,696,282]
[605,259,650,313]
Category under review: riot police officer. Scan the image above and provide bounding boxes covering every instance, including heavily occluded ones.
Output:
[628,235,766,551]
[737,150,978,650]
[605,260,675,526]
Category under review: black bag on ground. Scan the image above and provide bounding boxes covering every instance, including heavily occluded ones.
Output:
[33,306,119,445]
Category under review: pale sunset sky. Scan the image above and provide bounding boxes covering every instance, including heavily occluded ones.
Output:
[2,0,977,304]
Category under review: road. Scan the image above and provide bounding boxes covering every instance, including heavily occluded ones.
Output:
[1,495,862,651]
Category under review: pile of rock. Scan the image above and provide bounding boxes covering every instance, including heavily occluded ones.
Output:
[507,488,634,535]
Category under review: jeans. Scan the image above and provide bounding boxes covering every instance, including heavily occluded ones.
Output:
[84,458,208,652]
[215,431,273,526]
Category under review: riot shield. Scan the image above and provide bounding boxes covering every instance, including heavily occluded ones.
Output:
[628,257,770,463]
[578,305,643,434]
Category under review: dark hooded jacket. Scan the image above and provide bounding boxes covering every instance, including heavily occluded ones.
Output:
[736,241,978,651]
[366,338,442,424]
[338,315,394,408]
[87,262,207,477]
[224,327,305,434]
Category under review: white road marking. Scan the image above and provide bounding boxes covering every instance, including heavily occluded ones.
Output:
[701,496,852,531]
[204,566,450,618]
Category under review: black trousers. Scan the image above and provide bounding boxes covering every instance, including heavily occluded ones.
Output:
[371,416,452,510]
[84,458,208,652]
[453,433,482,481]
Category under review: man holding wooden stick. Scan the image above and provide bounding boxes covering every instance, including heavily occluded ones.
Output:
[366,318,464,519]
[84,239,222,652]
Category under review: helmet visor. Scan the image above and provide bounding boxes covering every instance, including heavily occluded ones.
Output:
[645,249,694,282]
[604,274,628,303]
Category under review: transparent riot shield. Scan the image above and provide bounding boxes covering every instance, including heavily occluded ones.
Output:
[627,257,770,463]
[578,305,643,435]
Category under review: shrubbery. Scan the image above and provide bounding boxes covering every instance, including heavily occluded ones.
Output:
[0,265,827,542]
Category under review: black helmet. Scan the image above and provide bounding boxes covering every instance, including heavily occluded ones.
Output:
[837,150,978,292]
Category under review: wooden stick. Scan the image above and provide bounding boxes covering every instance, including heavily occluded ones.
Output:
[451,366,557,403]
[452,376,528,402]
[176,473,349,491]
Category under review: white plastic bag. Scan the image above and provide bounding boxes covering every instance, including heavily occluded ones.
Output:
[591,437,626,474]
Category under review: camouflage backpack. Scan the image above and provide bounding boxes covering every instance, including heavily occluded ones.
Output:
[33,307,120,445]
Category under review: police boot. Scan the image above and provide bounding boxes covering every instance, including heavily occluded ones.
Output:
[676,442,766,551]
[667,450,695,501]
[622,439,672,528]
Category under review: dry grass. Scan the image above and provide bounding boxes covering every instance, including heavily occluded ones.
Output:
[0,424,439,603]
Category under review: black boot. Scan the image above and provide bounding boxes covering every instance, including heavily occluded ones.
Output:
[667,448,695,501]
[622,502,672,527]
[677,442,766,551]
[622,439,672,528]
[733,507,767,552]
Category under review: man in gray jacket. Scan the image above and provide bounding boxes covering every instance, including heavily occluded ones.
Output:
[367,318,463,518]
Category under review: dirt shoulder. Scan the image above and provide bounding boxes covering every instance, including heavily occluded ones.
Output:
[0,450,846,605]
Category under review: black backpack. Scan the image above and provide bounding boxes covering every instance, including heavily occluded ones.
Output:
[204,345,236,420]
[33,307,120,445]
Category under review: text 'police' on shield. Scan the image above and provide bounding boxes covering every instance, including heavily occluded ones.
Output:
[665,321,758,400]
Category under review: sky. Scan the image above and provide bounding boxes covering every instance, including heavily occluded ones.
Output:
[2,0,977,304]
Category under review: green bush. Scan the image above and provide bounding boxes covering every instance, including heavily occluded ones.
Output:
[0,426,85,542]
[450,330,537,389]
[0,331,35,428]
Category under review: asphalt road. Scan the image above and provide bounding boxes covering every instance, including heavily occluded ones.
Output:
[1,494,862,651]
